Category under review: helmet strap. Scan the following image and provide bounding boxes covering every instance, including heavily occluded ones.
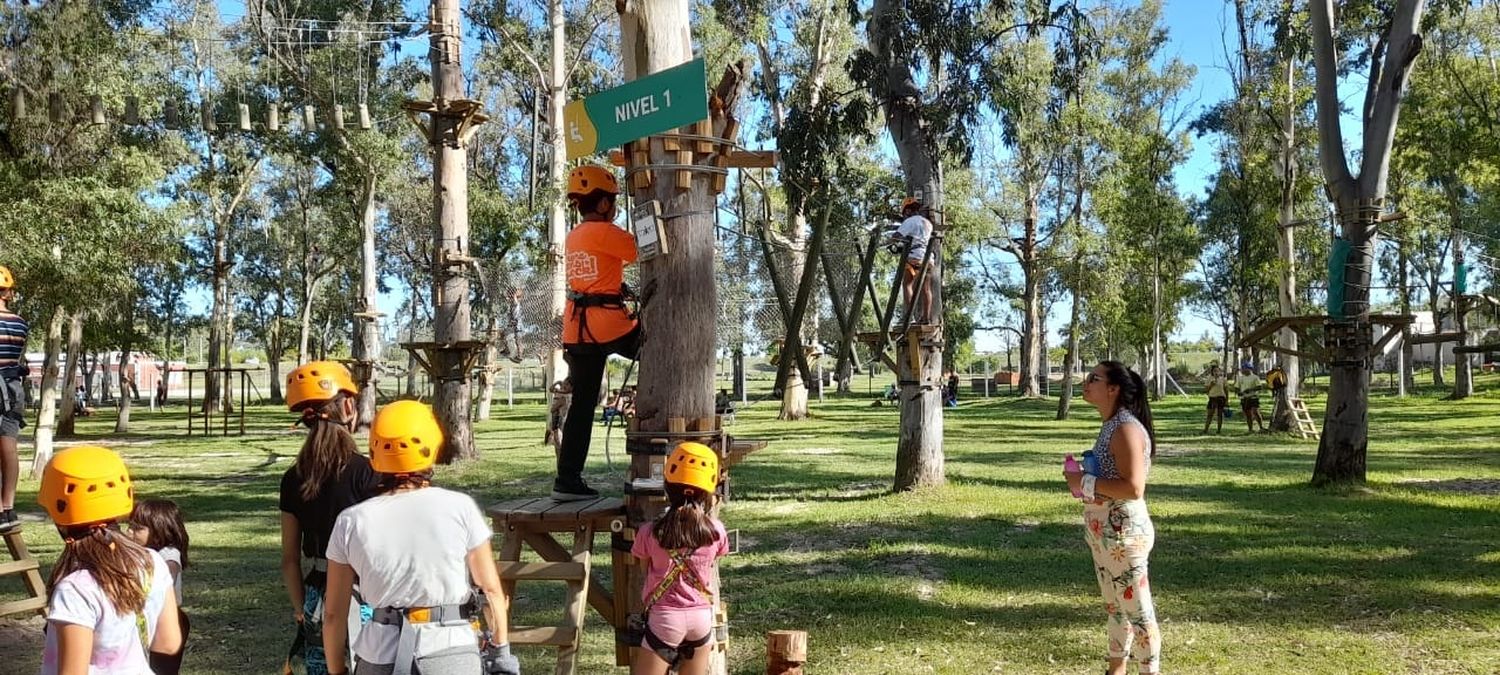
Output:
[59,522,114,544]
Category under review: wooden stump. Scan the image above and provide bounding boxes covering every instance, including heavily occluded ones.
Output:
[766,630,807,675]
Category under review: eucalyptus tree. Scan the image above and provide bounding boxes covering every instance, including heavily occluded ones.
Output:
[1308,0,1427,485]
[0,1,179,469]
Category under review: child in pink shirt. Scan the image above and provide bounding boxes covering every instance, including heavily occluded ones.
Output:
[630,442,728,675]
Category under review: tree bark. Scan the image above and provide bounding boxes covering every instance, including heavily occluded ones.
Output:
[619,0,735,451]
[545,0,570,396]
[1309,0,1426,486]
[1450,217,1471,399]
[56,313,84,438]
[353,172,381,431]
[1397,226,1413,395]
[29,307,67,479]
[430,0,476,462]
[205,221,229,414]
[1275,40,1301,402]
[871,0,944,491]
[1019,184,1043,398]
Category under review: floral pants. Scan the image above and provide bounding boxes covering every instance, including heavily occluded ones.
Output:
[1083,499,1160,673]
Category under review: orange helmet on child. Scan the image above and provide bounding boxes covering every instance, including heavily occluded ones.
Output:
[38,446,135,527]
[286,361,358,412]
[566,165,619,198]
[665,442,719,495]
[901,197,921,212]
[0,265,15,290]
[369,400,444,474]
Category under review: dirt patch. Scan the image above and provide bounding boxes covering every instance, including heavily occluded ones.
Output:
[1154,444,1200,458]
[0,615,45,671]
[884,546,944,601]
[1397,478,1500,495]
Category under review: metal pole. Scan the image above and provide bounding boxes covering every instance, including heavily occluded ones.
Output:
[506,366,513,408]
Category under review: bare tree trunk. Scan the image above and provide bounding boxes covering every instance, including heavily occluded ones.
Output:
[1019,187,1043,398]
[56,313,84,438]
[871,0,944,491]
[545,0,570,396]
[1056,288,1081,420]
[1397,229,1413,395]
[620,0,732,431]
[1429,268,1445,386]
[405,291,419,398]
[1309,0,1426,486]
[1275,43,1301,400]
[430,0,476,461]
[205,227,228,414]
[29,307,67,479]
[116,345,133,434]
[1451,219,1471,399]
[353,173,381,431]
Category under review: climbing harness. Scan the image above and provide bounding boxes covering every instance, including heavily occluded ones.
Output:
[627,547,715,668]
[370,602,474,675]
[566,289,631,346]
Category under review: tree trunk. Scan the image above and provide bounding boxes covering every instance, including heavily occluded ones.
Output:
[1057,287,1081,420]
[429,0,477,462]
[1309,0,1425,486]
[1449,196,1471,399]
[348,173,382,431]
[1019,187,1043,398]
[1429,269,1445,386]
[1397,229,1413,396]
[778,211,812,421]
[405,291,419,398]
[871,0,944,491]
[116,344,133,434]
[1275,48,1301,402]
[29,307,67,478]
[620,0,729,437]
[205,222,229,414]
[477,312,499,421]
[544,0,570,396]
[56,313,85,438]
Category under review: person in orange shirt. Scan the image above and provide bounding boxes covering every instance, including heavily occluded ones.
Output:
[555,165,640,501]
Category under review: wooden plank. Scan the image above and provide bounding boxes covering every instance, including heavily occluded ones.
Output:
[0,595,47,618]
[723,150,777,168]
[1406,331,1465,345]
[0,559,39,576]
[509,625,579,646]
[555,529,593,675]
[522,532,615,624]
[498,561,587,582]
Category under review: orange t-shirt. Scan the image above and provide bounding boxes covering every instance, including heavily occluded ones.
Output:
[563,220,639,345]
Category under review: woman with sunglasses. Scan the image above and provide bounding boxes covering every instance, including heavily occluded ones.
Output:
[1066,361,1161,675]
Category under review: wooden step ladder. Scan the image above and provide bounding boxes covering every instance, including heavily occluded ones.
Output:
[490,497,626,675]
[1289,398,1320,440]
[1,530,49,618]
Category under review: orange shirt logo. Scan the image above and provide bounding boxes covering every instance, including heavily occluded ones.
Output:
[567,251,599,283]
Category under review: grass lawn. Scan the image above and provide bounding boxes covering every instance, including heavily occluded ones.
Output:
[1,378,1497,674]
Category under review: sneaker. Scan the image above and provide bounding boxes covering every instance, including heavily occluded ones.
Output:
[0,509,19,534]
[551,477,600,502]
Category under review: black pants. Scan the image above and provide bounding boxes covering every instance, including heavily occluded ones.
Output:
[558,327,640,481]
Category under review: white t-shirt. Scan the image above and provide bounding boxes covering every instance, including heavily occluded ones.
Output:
[158,546,184,606]
[896,215,934,262]
[326,487,492,665]
[1236,373,1261,396]
[40,550,173,675]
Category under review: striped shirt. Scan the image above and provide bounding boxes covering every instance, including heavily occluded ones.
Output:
[0,310,28,367]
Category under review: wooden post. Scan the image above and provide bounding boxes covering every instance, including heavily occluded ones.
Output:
[765,630,807,675]
[428,0,477,460]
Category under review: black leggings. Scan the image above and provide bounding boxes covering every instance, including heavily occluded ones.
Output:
[148,608,190,675]
[558,328,641,481]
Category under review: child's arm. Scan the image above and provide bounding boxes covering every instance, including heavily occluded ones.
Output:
[279,514,306,623]
[150,587,183,656]
[53,624,95,675]
[322,562,355,674]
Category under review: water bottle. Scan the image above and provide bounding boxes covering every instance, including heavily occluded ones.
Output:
[1081,450,1099,477]
[1064,454,1083,498]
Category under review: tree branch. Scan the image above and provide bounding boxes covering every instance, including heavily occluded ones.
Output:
[1358,0,1426,197]
[1309,0,1355,198]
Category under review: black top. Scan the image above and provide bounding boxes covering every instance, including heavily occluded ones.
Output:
[278,454,380,559]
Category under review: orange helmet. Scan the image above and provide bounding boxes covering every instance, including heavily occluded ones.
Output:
[567,165,619,198]
[286,361,358,412]
[664,442,719,495]
[38,446,135,527]
[901,197,921,212]
[369,400,444,474]
[0,266,14,290]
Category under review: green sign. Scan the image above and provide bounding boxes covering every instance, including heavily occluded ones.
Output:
[564,58,708,159]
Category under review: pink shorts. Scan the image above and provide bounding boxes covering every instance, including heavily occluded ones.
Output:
[646,607,715,647]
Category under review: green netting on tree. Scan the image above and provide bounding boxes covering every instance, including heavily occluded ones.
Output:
[1327,237,1351,320]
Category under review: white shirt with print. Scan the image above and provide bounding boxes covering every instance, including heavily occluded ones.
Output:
[40,550,172,675]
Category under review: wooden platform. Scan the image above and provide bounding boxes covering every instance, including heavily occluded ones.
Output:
[488,497,627,675]
[1237,314,1414,361]
[1,530,48,618]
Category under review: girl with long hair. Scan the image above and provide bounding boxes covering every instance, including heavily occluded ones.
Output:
[128,499,191,674]
[278,361,379,675]
[1066,361,1161,675]
[37,446,182,673]
[631,442,729,675]
[321,401,516,675]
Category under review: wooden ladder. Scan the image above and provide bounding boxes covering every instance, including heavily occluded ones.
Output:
[1,530,49,618]
[499,525,594,675]
[1289,398,1320,440]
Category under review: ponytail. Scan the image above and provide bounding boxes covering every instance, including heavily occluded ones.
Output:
[50,525,154,615]
[1099,360,1156,457]
[295,393,360,501]
[652,484,718,551]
